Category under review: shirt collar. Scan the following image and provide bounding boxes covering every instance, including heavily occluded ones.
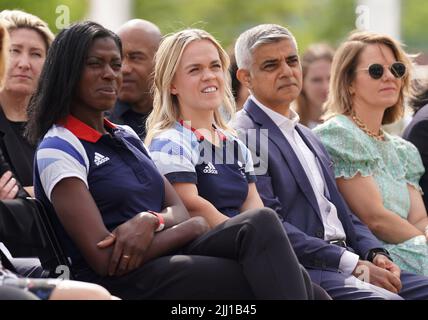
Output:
[250,95,300,131]
[59,115,117,143]
[178,120,227,142]
[113,100,133,117]
[114,100,151,117]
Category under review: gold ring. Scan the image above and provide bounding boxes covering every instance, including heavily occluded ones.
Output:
[122,255,131,259]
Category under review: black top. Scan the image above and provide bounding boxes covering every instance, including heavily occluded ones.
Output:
[403,103,428,209]
[107,100,151,140]
[6,121,35,181]
[0,107,35,187]
[0,145,27,198]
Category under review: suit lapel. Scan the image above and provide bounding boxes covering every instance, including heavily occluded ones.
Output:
[297,125,334,196]
[296,126,353,229]
[297,126,338,195]
[244,99,322,220]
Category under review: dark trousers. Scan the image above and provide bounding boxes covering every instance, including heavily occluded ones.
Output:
[83,208,315,300]
[309,269,428,300]
[185,208,313,299]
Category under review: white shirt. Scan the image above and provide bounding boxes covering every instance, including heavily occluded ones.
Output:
[252,96,359,275]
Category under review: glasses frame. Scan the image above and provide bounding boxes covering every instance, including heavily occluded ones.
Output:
[357,62,406,80]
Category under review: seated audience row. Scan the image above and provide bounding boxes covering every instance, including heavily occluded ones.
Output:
[3,7,428,300]
[26,21,326,300]
[231,24,428,299]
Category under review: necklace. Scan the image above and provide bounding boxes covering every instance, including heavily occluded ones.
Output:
[350,112,385,141]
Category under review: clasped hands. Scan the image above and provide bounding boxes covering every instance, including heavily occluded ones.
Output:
[353,254,402,294]
[96,211,159,276]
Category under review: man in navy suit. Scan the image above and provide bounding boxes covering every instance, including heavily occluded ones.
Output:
[232,23,428,299]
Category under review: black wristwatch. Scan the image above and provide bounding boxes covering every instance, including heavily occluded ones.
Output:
[367,248,393,262]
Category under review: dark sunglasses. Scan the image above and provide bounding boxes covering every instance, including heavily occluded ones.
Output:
[358,62,406,80]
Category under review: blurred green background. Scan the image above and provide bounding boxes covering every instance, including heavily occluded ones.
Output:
[1,0,427,54]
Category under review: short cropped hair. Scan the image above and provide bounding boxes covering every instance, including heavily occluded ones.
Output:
[234,24,297,70]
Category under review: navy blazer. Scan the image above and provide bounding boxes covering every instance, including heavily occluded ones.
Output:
[402,104,428,209]
[232,98,382,272]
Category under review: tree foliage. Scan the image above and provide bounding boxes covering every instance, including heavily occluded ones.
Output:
[134,0,356,52]
[402,0,428,51]
[1,0,88,34]
[1,0,426,53]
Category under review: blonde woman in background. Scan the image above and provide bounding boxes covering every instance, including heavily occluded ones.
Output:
[314,31,428,276]
[294,43,334,128]
[0,10,54,197]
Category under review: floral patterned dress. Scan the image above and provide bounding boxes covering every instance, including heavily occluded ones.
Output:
[314,114,428,275]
